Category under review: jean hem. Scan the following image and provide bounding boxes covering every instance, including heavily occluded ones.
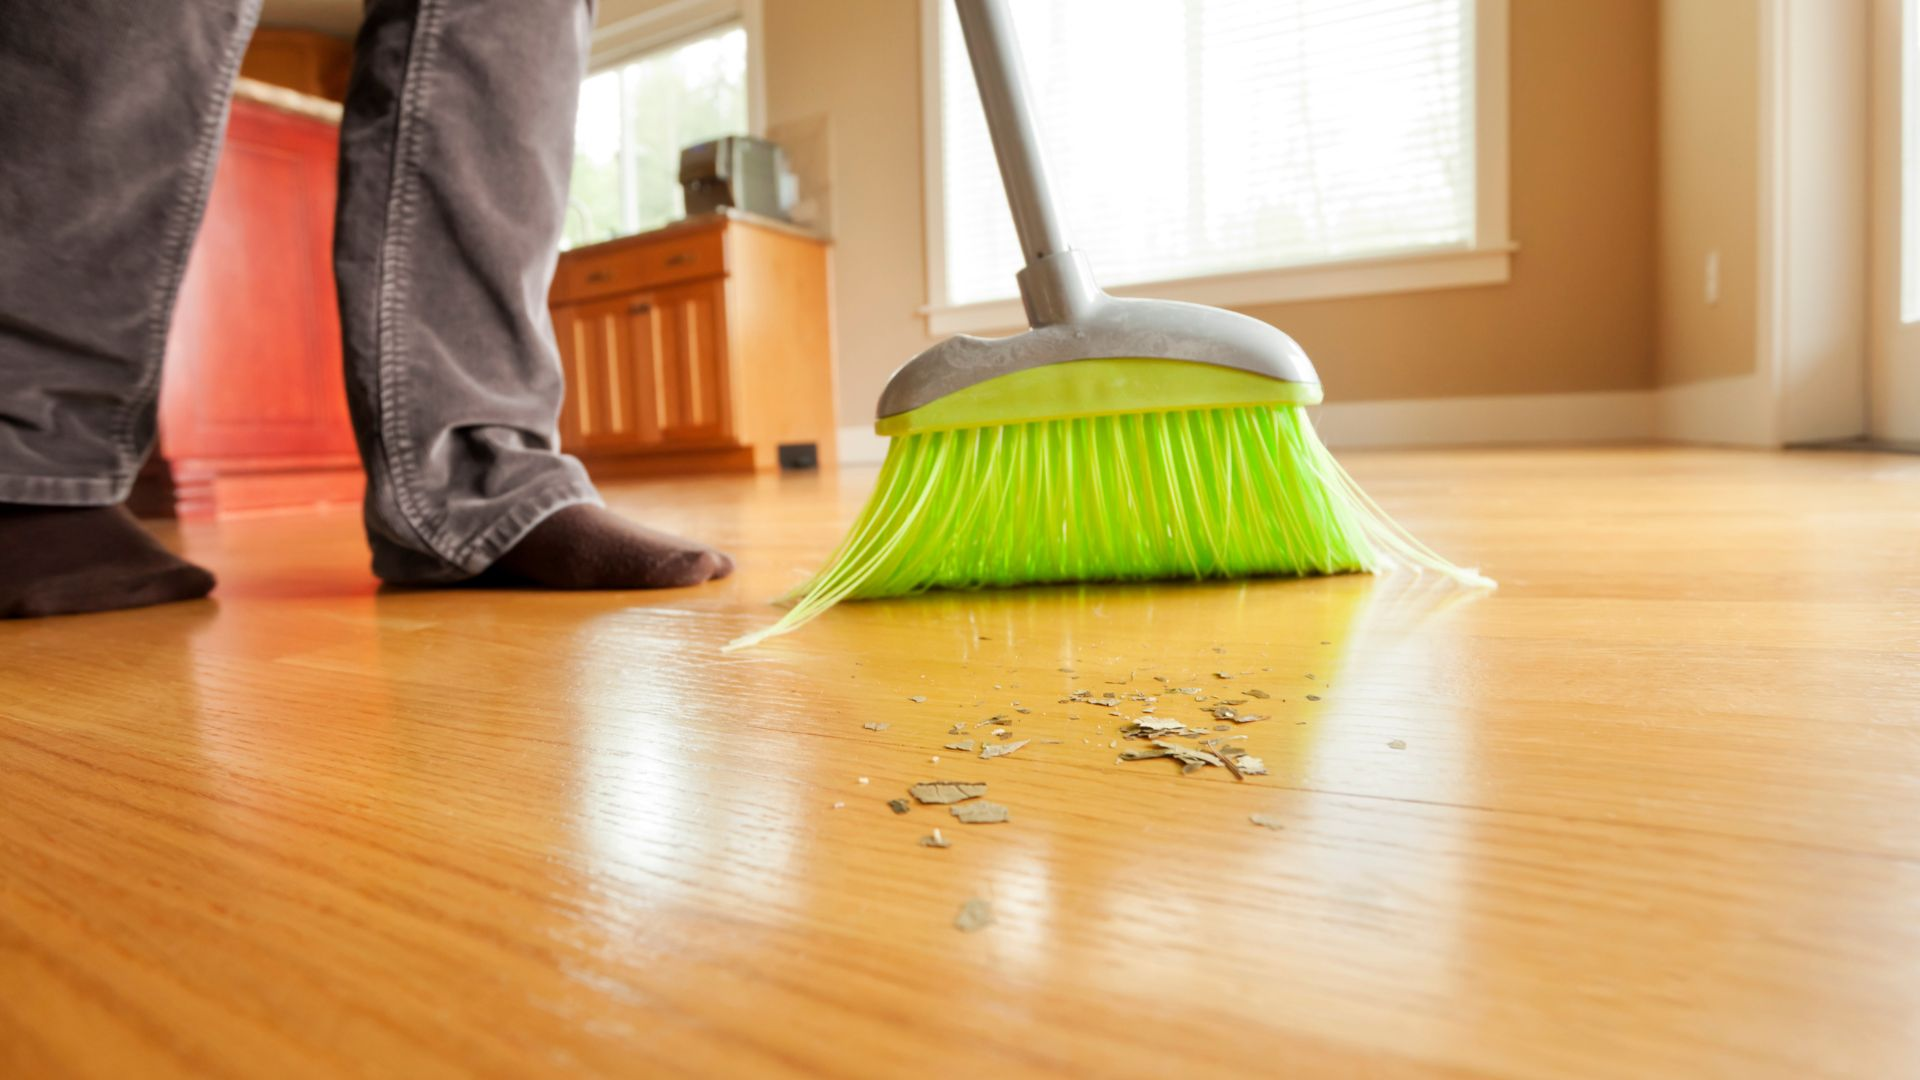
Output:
[0,473,131,507]
[433,476,603,579]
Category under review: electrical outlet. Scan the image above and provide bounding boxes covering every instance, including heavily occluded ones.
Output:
[1704,251,1721,306]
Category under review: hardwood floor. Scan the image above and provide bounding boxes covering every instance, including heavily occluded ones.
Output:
[4,446,1918,1078]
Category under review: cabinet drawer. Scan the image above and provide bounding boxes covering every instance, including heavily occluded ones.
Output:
[554,230,726,303]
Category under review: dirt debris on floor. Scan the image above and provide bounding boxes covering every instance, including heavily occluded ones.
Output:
[909,780,987,804]
[979,739,1029,760]
[950,800,1010,824]
[854,651,1332,933]
[954,897,994,932]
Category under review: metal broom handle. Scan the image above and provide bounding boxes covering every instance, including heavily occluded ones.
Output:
[954,0,1072,267]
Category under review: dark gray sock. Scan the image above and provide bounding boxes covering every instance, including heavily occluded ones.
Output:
[482,505,735,590]
[0,505,215,618]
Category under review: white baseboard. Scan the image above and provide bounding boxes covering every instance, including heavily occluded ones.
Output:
[1654,370,1781,448]
[1309,389,1655,449]
[836,389,1660,464]
[836,424,892,465]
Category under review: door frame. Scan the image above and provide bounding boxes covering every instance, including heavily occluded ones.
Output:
[1872,0,1920,444]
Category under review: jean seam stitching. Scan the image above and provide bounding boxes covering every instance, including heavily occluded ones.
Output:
[106,0,264,487]
[372,0,463,564]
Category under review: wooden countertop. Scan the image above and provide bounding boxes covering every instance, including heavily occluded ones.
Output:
[562,208,829,258]
[231,77,343,124]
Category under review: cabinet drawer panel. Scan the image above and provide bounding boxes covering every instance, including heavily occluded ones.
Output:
[554,231,726,303]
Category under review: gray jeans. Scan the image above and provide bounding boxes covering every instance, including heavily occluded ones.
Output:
[0,0,602,583]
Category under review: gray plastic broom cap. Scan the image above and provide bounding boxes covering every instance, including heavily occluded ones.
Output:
[877,249,1321,420]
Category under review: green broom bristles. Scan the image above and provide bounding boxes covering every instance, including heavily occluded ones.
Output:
[725,404,1492,650]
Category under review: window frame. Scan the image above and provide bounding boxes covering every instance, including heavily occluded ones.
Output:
[589,0,766,132]
[916,0,1513,336]
[564,0,765,248]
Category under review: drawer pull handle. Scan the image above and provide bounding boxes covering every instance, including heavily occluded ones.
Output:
[585,269,614,283]
[665,253,692,267]
[629,302,652,315]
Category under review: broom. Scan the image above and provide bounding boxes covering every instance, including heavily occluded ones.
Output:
[727,0,1492,651]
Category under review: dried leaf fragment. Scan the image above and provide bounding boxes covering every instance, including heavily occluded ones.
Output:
[950,800,1010,824]
[888,798,911,815]
[909,781,987,805]
[979,739,1029,760]
[1153,740,1226,769]
[920,828,950,848]
[954,897,994,933]
[862,722,890,732]
[909,695,927,703]
[1249,814,1286,830]
[1121,717,1193,738]
[1388,739,1407,750]
[945,740,976,752]
[1245,689,1271,700]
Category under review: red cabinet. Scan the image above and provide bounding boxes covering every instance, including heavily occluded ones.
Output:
[134,93,362,520]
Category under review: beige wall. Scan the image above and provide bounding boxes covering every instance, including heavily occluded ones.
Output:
[1656,0,1760,387]
[762,0,935,423]
[764,0,1659,420]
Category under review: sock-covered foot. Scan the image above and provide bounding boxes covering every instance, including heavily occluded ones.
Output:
[484,504,735,589]
[0,505,216,618]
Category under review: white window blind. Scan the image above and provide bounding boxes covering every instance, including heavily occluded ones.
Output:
[935,0,1478,308]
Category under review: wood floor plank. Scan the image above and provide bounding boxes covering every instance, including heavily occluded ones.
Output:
[3,447,1918,1078]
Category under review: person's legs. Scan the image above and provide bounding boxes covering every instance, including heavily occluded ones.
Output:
[0,0,256,616]
[336,0,733,589]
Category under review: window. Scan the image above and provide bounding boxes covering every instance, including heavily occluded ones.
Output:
[923,0,1510,332]
[565,25,749,250]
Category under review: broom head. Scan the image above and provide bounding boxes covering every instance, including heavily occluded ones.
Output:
[725,358,1491,650]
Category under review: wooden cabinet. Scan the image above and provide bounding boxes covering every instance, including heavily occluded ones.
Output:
[238,28,354,103]
[548,214,837,476]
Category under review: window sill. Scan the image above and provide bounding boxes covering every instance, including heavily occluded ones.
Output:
[920,242,1517,337]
